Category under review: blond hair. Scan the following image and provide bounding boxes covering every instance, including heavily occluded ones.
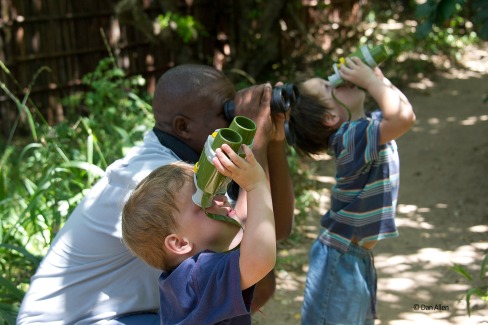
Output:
[122,162,194,270]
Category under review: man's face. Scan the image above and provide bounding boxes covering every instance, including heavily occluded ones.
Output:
[186,78,235,152]
[187,106,229,153]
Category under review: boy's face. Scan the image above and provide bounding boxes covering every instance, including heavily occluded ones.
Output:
[175,181,243,253]
[301,78,365,122]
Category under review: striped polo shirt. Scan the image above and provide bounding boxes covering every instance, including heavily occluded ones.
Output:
[319,111,400,253]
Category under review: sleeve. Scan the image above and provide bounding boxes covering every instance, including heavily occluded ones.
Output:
[159,250,254,325]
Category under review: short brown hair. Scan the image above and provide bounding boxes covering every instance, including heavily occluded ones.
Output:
[289,81,336,156]
[122,162,194,271]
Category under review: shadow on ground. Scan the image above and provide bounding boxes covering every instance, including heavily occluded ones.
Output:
[253,66,488,324]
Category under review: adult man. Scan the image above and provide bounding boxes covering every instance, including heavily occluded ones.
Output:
[17,64,294,324]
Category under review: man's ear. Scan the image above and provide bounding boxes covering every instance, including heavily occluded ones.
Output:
[165,234,193,256]
[323,111,340,127]
[172,115,191,140]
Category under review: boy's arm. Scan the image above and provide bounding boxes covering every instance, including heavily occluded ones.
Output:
[340,57,416,144]
[213,144,276,290]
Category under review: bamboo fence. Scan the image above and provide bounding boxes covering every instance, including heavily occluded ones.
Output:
[0,0,171,137]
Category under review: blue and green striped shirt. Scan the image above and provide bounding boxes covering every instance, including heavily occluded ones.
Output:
[320,111,400,252]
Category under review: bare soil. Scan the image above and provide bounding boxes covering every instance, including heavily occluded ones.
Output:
[252,44,488,325]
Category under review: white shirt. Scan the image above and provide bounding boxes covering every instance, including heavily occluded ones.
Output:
[17,131,179,324]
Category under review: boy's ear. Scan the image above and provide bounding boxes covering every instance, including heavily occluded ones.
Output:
[323,111,340,127]
[165,234,193,256]
[172,115,191,140]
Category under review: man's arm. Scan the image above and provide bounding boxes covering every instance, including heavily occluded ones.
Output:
[232,84,294,240]
[267,112,294,241]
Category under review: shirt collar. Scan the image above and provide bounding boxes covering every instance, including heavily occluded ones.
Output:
[152,127,200,164]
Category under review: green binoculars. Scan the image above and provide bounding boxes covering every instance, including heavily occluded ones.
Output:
[328,43,390,87]
[192,116,257,208]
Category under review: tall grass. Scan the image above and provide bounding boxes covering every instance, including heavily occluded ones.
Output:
[0,56,153,324]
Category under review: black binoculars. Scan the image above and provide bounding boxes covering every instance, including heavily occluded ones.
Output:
[223,83,300,121]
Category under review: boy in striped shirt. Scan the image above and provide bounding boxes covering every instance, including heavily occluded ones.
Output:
[290,57,416,325]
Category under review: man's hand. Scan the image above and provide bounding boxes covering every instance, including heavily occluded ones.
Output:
[233,84,273,144]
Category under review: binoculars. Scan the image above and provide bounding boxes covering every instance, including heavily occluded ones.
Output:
[223,83,300,121]
[223,83,299,145]
[328,43,390,87]
[192,116,257,209]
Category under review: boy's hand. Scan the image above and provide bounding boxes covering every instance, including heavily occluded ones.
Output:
[339,57,381,90]
[212,144,267,192]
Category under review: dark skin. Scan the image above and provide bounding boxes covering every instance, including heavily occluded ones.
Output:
[153,64,294,311]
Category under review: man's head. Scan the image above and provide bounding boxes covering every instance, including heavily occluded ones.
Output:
[122,162,242,271]
[153,64,236,153]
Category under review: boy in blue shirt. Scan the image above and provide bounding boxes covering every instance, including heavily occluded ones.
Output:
[122,143,275,325]
[289,57,416,324]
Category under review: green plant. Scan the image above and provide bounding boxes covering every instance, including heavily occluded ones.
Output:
[452,253,488,316]
[285,147,319,235]
[0,55,153,324]
[416,0,487,40]
[157,12,207,43]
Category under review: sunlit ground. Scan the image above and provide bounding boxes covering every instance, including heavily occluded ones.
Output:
[253,44,488,324]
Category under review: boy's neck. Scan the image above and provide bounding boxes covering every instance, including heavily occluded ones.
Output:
[349,110,366,121]
[210,223,244,252]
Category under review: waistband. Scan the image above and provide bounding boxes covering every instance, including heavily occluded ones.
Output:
[345,242,373,259]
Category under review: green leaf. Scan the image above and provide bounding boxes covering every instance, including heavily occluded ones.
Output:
[0,276,25,301]
[61,161,105,178]
[0,244,42,266]
[416,21,434,39]
[452,263,473,281]
[437,0,462,23]
[480,253,488,279]
[0,304,18,325]
[465,287,485,316]
[415,0,437,20]
[477,22,488,40]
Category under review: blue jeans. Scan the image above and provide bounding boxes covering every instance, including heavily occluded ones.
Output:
[301,238,377,325]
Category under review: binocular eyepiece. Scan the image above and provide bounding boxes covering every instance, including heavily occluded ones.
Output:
[193,116,257,209]
[223,83,300,121]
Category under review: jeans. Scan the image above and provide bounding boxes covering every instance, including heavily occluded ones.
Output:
[301,238,377,325]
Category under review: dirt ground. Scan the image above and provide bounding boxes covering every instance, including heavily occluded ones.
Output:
[252,45,488,324]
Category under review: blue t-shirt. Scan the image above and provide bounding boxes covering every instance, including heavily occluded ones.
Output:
[159,250,254,325]
[320,110,400,252]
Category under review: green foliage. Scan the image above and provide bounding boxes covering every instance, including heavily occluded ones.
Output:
[415,0,487,41]
[369,1,476,66]
[63,57,152,164]
[157,12,207,43]
[0,56,153,324]
[285,147,319,233]
[415,0,464,37]
[452,253,488,316]
[472,0,488,39]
